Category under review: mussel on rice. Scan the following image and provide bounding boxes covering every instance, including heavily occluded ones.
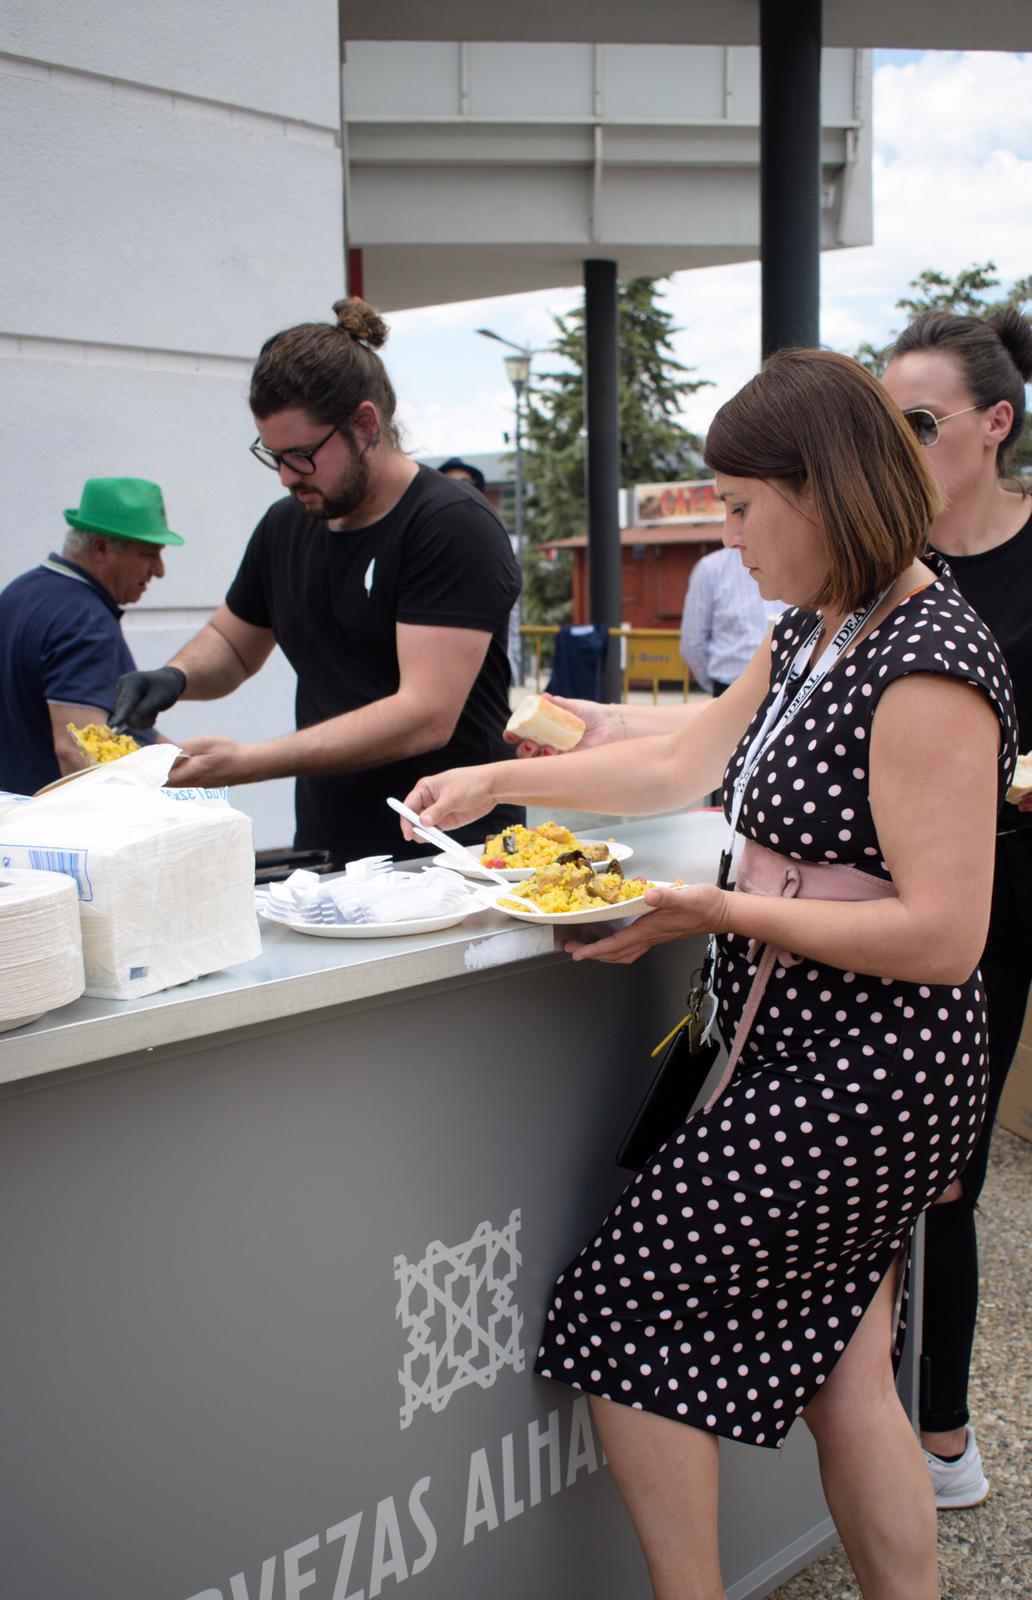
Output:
[556,849,594,870]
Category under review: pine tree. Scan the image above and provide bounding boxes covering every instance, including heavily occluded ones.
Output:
[520,278,711,626]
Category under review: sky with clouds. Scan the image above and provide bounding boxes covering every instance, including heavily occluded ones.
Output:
[385,49,1032,461]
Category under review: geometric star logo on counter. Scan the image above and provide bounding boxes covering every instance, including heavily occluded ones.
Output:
[394,1209,525,1430]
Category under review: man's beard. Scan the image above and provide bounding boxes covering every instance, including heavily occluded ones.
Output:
[295,450,371,521]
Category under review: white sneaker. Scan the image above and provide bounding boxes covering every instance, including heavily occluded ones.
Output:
[923,1427,990,1509]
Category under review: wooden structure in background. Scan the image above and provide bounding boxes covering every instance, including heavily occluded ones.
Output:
[548,479,725,630]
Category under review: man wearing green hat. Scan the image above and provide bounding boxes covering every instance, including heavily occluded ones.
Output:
[0,477,184,795]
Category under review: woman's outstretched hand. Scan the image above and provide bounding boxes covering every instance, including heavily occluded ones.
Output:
[505,693,620,758]
[563,882,729,965]
[399,768,498,839]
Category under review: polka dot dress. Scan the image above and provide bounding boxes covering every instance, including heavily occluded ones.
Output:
[535,561,1018,1448]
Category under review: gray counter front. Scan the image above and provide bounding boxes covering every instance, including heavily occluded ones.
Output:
[0,813,842,1600]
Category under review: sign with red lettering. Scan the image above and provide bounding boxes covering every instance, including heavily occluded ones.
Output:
[634,480,721,524]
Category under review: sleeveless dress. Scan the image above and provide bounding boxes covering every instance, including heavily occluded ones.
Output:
[535,562,1017,1448]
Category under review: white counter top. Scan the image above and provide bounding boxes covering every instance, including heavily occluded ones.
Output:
[0,810,725,1088]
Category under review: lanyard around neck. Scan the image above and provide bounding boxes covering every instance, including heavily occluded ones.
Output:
[718,587,888,888]
[690,586,890,1035]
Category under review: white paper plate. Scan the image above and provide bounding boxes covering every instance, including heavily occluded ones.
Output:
[259,904,478,939]
[474,879,669,926]
[431,839,633,883]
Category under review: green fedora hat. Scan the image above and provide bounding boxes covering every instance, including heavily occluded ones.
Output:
[63,477,186,546]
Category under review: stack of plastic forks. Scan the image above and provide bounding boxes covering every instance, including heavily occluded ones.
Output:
[263,856,393,925]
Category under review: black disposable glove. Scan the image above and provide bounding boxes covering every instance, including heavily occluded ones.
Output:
[111,666,187,731]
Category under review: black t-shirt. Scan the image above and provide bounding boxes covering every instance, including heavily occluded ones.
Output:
[934,507,1032,833]
[226,466,524,862]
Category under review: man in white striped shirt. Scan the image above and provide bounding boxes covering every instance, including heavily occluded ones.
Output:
[679,546,786,697]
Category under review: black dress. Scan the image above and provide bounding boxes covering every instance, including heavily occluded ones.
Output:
[535,564,1017,1448]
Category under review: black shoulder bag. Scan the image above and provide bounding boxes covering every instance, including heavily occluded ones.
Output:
[615,969,721,1171]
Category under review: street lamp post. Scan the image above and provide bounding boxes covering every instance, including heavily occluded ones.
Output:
[477,329,539,688]
[502,350,529,571]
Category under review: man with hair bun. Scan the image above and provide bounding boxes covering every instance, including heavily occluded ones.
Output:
[113,298,524,864]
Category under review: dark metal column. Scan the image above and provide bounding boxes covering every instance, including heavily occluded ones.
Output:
[760,0,822,357]
[584,258,623,702]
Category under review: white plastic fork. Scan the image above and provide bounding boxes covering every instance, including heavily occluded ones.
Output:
[386,796,544,915]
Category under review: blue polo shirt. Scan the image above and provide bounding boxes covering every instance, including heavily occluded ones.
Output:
[0,554,150,795]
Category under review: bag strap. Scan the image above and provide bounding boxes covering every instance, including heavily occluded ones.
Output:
[702,841,899,1111]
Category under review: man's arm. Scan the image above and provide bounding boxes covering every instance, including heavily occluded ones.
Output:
[112,606,276,729]
[679,560,715,694]
[170,606,277,698]
[166,621,493,787]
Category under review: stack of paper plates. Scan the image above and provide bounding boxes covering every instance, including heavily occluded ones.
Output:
[0,869,85,1032]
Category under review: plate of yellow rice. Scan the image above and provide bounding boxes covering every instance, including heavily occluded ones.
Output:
[431,821,633,881]
[67,723,140,766]
[475,860,670,925]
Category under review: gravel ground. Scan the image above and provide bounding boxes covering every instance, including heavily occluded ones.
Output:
[767,1127,1032,1599]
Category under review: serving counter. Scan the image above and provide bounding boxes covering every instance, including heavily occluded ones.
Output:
[0,812,855,1600]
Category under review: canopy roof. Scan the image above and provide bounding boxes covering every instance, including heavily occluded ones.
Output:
[343,0,1027,48]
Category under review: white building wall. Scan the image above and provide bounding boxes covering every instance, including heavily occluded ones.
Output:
[1,0,344,846]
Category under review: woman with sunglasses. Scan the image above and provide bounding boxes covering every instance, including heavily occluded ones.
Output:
[882,306,1032,1510]
[402,349,1017,1600]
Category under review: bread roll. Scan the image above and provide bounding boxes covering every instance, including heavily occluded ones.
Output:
[1005,750,1032,804]
[506,694,586,752]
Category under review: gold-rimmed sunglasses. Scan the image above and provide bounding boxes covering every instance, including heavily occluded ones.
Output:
[902,403,985,447]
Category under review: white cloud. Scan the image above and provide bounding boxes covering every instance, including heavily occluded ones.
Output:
[398,388,519,459]
[387,51,1032,451]
[670,52,1032,433]
[874,52,1032,163]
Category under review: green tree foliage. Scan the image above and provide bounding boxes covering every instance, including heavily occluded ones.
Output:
[520,278,711,626]
[854,262,1032,373]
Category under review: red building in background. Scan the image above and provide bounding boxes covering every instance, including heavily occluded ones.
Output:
[548,479,725,630]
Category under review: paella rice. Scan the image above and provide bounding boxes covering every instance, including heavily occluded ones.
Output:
[500,859,652,914]
[481,821,612,869]
[67,723,140,764]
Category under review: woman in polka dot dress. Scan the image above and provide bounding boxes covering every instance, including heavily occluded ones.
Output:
[401,349,1017,1600]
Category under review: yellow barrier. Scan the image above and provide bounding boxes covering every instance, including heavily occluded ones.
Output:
[621,630,691,703]
[518,627,691,702]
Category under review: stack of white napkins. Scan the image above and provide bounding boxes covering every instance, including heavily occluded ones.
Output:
[0,746,260,999]
[264,864,475,927]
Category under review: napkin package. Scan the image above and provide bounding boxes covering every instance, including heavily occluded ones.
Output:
[0,748,260,1000]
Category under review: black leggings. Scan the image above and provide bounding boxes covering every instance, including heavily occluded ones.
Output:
[920,830,1032,1433]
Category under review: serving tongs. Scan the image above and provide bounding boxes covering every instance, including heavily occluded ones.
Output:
[386,797,543,915]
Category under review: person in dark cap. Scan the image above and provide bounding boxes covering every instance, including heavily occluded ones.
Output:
[438,456,487,495]
[0,478,184,795]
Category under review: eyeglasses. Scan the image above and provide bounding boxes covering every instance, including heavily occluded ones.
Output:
[249,424,339,474]
[902,404,984,448]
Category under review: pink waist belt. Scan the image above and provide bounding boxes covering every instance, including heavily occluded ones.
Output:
[704,839,898,1111]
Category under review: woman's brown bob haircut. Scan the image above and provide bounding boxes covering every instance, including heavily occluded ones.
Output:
[704,348,944,614]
